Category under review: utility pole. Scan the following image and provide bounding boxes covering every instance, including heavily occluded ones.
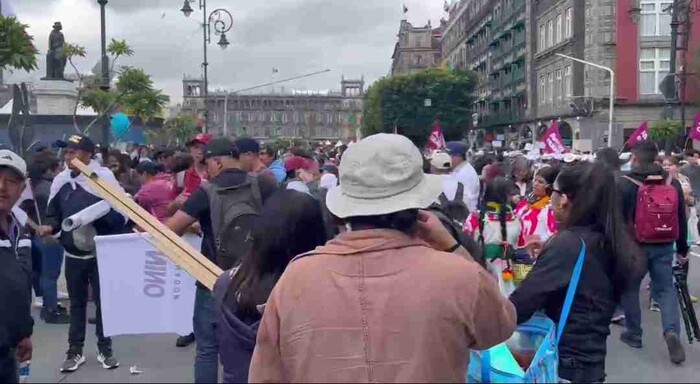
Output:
[98,0,110,144]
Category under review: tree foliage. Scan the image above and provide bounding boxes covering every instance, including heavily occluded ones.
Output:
[649,119,683,141]
[0,16,38,72]
[154,114,200,146]
[361,68,477,148]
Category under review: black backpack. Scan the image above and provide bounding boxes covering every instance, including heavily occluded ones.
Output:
[435,182,470,230]
[205,174,262,270]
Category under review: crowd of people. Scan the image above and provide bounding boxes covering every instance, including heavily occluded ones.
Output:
[0,130,697,383]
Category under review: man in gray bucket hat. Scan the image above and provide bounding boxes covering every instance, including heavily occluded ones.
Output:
[250,134,516,383]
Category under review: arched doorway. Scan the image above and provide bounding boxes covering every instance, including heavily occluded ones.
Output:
[559,121,573,147]
[476,129,485,148]
[519,125,533,148]
[536,123,548,139]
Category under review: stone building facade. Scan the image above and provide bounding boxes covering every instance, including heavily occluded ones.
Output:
[181,77,365,141]
[391,20,443,76]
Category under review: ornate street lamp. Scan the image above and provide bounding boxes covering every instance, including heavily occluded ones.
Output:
[180,1,234,133]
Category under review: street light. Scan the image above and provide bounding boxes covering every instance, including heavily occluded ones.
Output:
[98,0,110,143]
[555,53,616,148]
[180,1,234,133]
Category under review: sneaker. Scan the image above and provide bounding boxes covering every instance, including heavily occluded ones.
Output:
[176,333,195,347]
[664,332,686,364]
[42,309,71,324]
[56,303,68,314]
[97,351,120,370]
[611,314,626,325]
[58,291,70,300]
[649,299,661,312]
[60,352,86,373]
[32,297,43,308]
[620,332,642,348]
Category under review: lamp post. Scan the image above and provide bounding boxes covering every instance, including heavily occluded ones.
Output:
[98,0,110,143]
[555,53,616,147]
[180,0,233,133]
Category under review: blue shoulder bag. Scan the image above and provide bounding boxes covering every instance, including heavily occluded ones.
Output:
[468,240,587,383]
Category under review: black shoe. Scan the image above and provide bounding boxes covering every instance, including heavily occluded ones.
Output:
[43,309,71,324]
[665,332,686,364]
[176,333,195,347]
[620,331,642,348]
[56,303,68,314]
[88,317,97,325]
[60,352,86,373]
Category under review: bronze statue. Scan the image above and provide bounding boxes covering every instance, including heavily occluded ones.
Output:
[45,22,67,80]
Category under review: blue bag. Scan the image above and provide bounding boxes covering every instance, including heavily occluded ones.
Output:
[468,240,586,383]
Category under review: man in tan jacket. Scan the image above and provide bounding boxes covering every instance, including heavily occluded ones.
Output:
[249,134,516,383]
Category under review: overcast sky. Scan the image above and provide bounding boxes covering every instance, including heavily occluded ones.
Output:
[5,0,445,105]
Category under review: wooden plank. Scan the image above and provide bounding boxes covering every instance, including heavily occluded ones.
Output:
[71,160,222,289]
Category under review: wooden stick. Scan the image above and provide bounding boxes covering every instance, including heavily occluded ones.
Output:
[71,160,222,288]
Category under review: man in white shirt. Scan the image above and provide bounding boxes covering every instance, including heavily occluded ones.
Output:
[445,142,480,212]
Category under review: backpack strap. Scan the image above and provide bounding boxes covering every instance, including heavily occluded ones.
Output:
[455,182,465,204]
[204,182,223,239]
[556,238,586,345]
[621,175,643,187]
[437,192,451,207]
[249,173,263,210]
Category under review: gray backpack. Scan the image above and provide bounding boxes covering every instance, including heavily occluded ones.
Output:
[205,174,262,270]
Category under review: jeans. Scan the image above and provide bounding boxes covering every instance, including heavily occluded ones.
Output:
[0,350,17,384]
[621,243,680,339]
[65,256,111,355]
[37,237,64,311]
[193,286,218,384]
[31,236,43,298]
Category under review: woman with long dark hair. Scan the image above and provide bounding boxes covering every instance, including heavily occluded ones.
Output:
[514,166,560,259]
[214,189,328,383]
[509,162,642,383]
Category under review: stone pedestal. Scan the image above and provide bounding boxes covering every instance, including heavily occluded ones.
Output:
[33,80,78,115]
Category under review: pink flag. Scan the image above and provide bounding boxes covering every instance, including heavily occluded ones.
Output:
[541,122,569,154]
[625,122,649,147]
[690,113,700,141]
[427,120,446,151]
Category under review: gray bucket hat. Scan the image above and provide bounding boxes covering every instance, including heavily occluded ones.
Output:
[326,134,443,219]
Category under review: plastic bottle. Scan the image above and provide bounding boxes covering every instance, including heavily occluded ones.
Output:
[18,361,30,383]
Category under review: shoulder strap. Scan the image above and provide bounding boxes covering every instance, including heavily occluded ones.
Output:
[622,175,643,188]
[249,173,263,210]
[437,192,451,207]
[204,183,223,237]
[556,239,586,345]
[455,182,465,203]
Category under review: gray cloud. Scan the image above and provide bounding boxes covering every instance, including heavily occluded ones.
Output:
[6,0,444,105]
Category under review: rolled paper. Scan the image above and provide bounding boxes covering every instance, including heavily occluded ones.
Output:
[62,201,112,232]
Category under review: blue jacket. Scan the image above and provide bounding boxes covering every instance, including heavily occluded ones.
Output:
[268,159,286,184]
[214,269,260,384]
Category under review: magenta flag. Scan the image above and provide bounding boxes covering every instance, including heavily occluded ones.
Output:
[626,122,649,147]
[690,113,700,141]
[541,122,569,154]
[427,120,446,151]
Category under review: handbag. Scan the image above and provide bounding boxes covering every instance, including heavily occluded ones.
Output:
[468,240,586,383]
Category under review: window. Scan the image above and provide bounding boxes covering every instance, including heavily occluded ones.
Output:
[540,76,546,104]
[640,0,672,36]
[640,48,671,94]
[548,72,554,103]
[556,69,563,104]
[565,8,573,37]
[556,14,562,44]
[539,25,546,51]
[547,20,554,48]
[564,66,572,97]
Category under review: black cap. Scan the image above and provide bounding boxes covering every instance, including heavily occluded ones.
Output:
[204,137,236,159]
[234,138,260,154]
[66,134,96,153]
[136,160,162,176]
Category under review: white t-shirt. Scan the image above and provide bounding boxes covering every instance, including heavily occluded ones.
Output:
[450,161,480,212]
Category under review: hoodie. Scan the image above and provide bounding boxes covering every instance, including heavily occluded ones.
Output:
[618,164,688,255]
[213,268,260,384]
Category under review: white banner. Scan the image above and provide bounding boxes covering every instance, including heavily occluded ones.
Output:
[95,233,202,337]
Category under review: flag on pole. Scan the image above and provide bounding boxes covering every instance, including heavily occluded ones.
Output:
[427,120,446,152]
[540,122,569,154]
[625,121,649,147]
[690,113,700,141]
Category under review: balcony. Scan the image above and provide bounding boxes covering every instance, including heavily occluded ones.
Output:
[479,110,523,128]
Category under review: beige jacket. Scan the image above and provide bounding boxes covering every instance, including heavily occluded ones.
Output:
[249,229,516,383]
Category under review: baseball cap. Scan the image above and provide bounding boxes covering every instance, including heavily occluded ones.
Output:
[66,134,96,153]
[204,137,235,159]
[0,150,27,179]
[188,133,213,146]
[325,134,442,219]
[430,152,452,170]
[445,141,468,157]
[234,138,260,154]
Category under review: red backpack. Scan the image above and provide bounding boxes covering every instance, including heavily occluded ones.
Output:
[623,175,679,244]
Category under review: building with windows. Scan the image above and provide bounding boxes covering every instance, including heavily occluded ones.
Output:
[391,20,443,76]
[181,77,365,141]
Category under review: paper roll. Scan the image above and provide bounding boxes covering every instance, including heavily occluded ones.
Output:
[62,201,112,232]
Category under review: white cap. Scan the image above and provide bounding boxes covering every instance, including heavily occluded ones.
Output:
[0,150,26,179]
[430,152,452,170]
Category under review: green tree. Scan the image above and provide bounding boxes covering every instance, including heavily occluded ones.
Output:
[0,16,38,72]
[649,118,683,141]
[361,68,477,148]
[153,114,199,146]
